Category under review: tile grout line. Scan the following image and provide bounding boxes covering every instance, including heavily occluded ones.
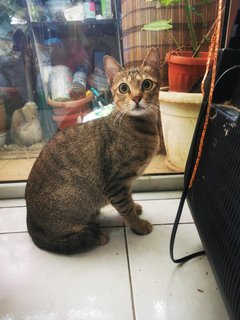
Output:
[0,223,195,236]
[123,226,137,320]
[0,231,28,235]
[0,206,26,209]
[132,197,181,201]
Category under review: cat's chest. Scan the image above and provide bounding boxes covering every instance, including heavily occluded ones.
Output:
[117,121,158,152]
[110,122,159,165]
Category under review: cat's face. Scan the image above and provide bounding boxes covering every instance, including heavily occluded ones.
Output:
[104,48,160,118]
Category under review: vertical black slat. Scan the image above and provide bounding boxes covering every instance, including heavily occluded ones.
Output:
[188,104,240,320]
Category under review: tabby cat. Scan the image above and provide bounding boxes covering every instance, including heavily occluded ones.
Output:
[25,48,161,254]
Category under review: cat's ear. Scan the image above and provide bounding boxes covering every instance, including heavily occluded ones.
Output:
[104,56,122,83]
[141,47,160,69]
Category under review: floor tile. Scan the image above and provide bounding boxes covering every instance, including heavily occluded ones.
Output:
[0,195,230,320]
[133,191,182,201]
[95,204,124,227]
[0,204,124,235]
[89,197,192,227]
[0,207,27,233]
[0,198,26,208]
[0,191,182,207]
[135,199,193,225]
[126,224,229,320]
[0,228,133,320]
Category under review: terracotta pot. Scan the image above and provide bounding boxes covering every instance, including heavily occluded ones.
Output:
[52,113,79,129]
[48,92,93,129]
[48,92,93,115]
[51,103,90,116]
[166,51,209,93]
[52,109,91,129]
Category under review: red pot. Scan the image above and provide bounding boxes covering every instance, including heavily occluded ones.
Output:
[52,113,79,129]
[52,109,90,129]
[166,51,209,92]
[48,92,93,129]
[48,92,93,115]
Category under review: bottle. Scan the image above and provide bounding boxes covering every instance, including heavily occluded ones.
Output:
[50,65,73,101]
[101,0,113,19]
[84,0,96,20]
[70,67,87,100]
[90,87,108,108]
[95,0,102,19]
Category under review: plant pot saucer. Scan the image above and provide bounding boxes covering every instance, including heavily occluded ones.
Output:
[164,158,183,173]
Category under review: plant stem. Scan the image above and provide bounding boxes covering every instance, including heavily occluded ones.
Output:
[167,29,180,48]
[183,0,198,55]
[193,19,217,57]
[192,7,224,57]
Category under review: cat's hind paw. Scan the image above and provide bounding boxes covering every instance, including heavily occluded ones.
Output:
[98,230,110,246]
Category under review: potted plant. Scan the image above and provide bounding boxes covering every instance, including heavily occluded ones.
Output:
[142,0,217,171]
[143,0,214,92]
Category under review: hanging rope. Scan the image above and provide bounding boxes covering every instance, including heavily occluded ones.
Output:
[189,0,224,189]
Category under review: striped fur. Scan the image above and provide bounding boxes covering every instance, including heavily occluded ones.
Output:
[25,48,160,254]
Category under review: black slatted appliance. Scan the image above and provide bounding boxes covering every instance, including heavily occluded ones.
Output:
[170,5,240,320]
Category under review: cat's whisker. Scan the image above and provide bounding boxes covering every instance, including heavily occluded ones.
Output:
[150,105,160,116]
[113,109,122,120]
[151,104,160,111]
[115,110,126,130]
[116,110,127,127]
[113,107,128,126]
[113,110,124,126]
[152,107,160,116]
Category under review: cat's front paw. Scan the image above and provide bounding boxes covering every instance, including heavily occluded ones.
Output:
[134,202,143,215]
[131,219,152,235]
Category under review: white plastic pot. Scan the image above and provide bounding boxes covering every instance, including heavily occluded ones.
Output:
[159,88,203,172]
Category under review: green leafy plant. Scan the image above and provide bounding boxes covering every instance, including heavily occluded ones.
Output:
[142,0,213,57]
[0,0,24,24]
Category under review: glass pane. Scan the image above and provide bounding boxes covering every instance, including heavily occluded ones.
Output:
[0,1,36,182]
[0,0,123,182]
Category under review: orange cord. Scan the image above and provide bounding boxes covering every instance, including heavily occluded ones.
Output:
[189,0,224,188]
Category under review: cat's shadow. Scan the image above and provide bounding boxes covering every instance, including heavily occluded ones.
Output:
[91,205,124,228]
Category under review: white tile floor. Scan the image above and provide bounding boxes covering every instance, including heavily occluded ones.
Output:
[0,192,229,320]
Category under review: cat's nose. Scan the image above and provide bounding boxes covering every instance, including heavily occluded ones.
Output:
[132,95,142,104]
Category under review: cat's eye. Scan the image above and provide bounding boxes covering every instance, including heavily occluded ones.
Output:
[119,83,130,94]
[142,79,153,91]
